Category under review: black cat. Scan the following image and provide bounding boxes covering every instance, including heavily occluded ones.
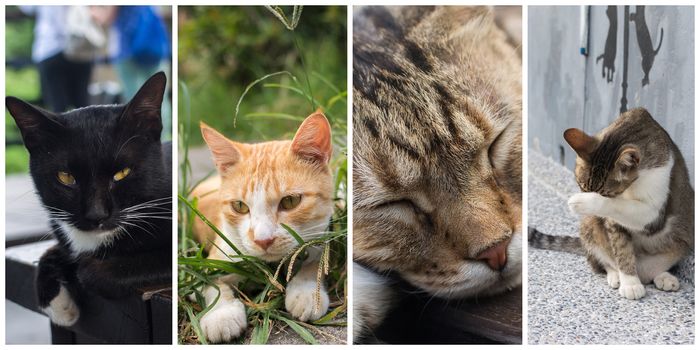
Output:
[5,72,172,327]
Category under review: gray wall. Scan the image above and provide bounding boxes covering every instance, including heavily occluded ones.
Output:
[529,6,694,183]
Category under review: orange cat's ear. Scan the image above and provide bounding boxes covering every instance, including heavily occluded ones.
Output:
[200,122,240,173]
[291,109,332,165]
[563,128,596,160]
[616,146,641,171]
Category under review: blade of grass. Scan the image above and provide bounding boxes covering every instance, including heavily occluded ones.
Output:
[281,223,305,245]
[272,314,318,344]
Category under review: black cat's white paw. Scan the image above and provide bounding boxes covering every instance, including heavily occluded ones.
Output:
[285,278,329,322]
[42,285,79,327]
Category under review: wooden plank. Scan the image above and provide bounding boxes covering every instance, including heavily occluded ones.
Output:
[371,286,521,344]
[6,240,172,344]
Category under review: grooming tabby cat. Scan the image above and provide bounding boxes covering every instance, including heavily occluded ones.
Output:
[191,111,334,343]
[5,72,172,328]
[530,108,693,300]
[353,6,522,341]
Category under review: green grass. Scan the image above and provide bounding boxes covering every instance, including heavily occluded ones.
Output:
[177,6,347,344]
[5,145,30,174]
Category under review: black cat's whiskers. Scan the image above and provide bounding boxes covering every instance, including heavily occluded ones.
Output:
[113,134,141,161]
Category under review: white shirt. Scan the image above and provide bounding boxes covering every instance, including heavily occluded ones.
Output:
[19,6,68,63]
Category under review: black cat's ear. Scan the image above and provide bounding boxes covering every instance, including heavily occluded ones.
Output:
[6,96,63,152]
[563,128,596,160]
[201,122,241,174]
[291,109,332,165]
[120,71,166,140]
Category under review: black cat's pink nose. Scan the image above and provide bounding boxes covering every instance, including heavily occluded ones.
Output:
[254,237,276,250]
[477,238,510,271]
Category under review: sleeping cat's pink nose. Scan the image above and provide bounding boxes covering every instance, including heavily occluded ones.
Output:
[254,237,276,250]
[477,238,510,271]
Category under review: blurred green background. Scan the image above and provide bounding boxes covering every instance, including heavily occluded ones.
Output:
[178,6,347,146]
[5,7,37,174]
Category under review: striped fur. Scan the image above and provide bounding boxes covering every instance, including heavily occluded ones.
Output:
[528,227,584,255]
[353,6,522,340]
[563,108,693,299]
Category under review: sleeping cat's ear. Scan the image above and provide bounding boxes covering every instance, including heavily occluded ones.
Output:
[201,122,240,173]
[6,96,64,152]
[564,128,596,160]
[291,109,332,165]
[119,71,166,141]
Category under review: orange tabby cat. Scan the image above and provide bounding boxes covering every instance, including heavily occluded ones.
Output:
[191,111,334,343]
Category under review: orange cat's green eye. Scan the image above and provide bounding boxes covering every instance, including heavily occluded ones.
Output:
[57,171,76,186]
[232,201,249,214]
[113,167,131,181]
[280,194,302,210]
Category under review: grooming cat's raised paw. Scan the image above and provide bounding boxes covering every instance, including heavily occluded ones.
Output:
[653,272,680,291]
[43,285,80,327]
[568,192,605,216]
[285,278,329,322]
[606,270,620,288]
[200,299,247,343]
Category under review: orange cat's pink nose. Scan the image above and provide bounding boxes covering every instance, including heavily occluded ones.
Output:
[254,237,276,250]
[477,238,510,271]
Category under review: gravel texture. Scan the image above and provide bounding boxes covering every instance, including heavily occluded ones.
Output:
[528,150,695,345]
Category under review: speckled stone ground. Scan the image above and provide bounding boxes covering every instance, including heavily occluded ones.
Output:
[528,150,695,345]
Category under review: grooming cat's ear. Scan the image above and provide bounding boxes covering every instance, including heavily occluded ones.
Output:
[291,109,332,165]
[120,71,166,141]
[201,122,240,173]
[6,96,64,152]
[616,146,641,171]
[564,128,596,160]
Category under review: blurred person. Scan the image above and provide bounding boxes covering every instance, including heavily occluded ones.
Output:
[19,6,103,113]
[92,6,172,136]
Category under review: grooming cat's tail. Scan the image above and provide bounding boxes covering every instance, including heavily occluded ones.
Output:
[528,227,584,255]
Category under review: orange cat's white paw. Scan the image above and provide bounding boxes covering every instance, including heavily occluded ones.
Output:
[653,272,680,291]
[568,192,604,216]
[200,299,247,343]
[285,279,329,322]
[606,270,620,289]
[43,285,80,327]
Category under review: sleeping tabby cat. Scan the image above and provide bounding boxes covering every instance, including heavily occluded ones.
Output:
[5,72,172,327]
[531,108,693,300]
[353,6,522,341]
[191,111,334,343]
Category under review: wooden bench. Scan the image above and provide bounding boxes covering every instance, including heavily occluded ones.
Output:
[369,285,521,344]
[6,240,172,344]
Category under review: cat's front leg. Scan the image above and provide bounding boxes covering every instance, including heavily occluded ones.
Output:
[76,250,171,299]
[569,192,660,231]
[199,275,247,343]
[353,263,395,342]
[36,245,80,326]
[608,229,645,300]
[285,259,329,322]
[568,192,607,217]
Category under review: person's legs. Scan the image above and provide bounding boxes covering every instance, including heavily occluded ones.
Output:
[66,60,93,109]
[36,53,70,113]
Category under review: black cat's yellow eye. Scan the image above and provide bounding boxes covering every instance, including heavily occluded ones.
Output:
[57,171,76,186]
[231,201,249,214]
[280,194,302,210]
[113,167,131,181]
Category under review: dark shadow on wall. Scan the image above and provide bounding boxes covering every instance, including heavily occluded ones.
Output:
[595,5,664,112]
